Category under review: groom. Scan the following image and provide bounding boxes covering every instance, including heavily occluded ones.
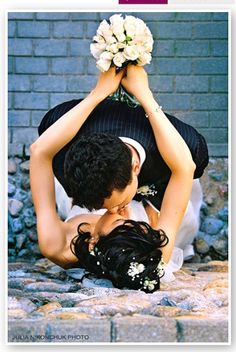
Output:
[39,94,208,215]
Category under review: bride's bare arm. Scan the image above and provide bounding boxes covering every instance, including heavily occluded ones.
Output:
[30,67,124,262]
[122,65,196,263]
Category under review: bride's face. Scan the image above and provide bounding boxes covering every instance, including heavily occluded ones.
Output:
[92,206,131,237]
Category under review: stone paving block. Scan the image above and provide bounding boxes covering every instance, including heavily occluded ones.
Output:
[211,40,228,57]
[208,143,228,157]
[8,143,24,157]
[18,21,50,38]
[9,75,31,92]
[210,76,228,92]
[9,111,30,127]
[51,58,84,74]
[85,22,99,38]
[45,318,111,342]
[192,94,228,111]
[8,320,47,343]
[152,40,174,57]
[33,76,67,92]
[192,58,228,75]
[149,75,173,93]
[212,13,228,21]
[149,58,192,75]
[70,12,98,21]
[12,128,38,144]
[176,317,228,343]
[158,94,191,111]
[8,13,34,20]
[8,38,33,56]
[111,315,177,342]
[8,92,13,109]
[50,93,84,108]
[193,22,228,39]
[31,111,47,127]
[34,39,67,57]
[53,21,84,38]
[70,39,91,56]
[8,57,13,74]
[176,76,209,93]
[15,57,48,74]
[150,22,192,39]
[87,58,99,75]
[197,128,228,144]
[176,40,209,57]
[67,76,95,92]
[136,12,175,21]
[176,112,209,128]
[176,12,212,21]
[14,92,49,110]
[8,21,16,37]
[36,13,70,20]
[209,111,228,128]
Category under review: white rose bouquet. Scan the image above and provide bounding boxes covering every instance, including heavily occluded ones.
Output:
[90,14,154,72]
[90,14,154,107]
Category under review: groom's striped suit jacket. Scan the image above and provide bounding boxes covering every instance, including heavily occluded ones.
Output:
[38,98,209,210]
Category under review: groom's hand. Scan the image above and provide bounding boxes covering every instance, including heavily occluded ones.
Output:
[92,66,125,101]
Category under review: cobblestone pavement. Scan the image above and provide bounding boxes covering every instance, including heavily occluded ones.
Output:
[8,259,229,343]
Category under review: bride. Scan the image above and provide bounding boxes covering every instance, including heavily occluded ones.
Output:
[30,65,205,292]
[55,177,202,285]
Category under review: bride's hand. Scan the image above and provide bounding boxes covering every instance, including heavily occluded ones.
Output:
[121,65,153,105]
[91,66,125,101]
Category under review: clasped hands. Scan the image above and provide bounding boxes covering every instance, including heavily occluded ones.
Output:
[92,64,153,106]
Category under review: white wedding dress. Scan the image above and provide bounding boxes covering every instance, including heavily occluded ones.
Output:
[55,179,202,283]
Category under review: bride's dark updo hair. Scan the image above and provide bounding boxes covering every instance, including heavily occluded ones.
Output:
[70,220,168,293]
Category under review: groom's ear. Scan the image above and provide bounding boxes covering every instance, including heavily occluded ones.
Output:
[132,158,140,176]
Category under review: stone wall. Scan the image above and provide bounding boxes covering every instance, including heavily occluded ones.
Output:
[8,11,228,157]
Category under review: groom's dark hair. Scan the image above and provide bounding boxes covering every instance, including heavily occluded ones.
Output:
[64,133,133,210]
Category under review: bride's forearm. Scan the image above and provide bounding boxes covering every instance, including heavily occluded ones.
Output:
[140,93,196,174]
[30,91,103,158]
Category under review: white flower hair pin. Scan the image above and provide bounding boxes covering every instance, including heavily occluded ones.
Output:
[127,262,145,281]
[127,257,165,291]
[90,14,154,72]
[136,184,158,197]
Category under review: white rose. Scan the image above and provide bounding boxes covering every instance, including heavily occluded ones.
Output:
[110,14,124,27]
[124,16,137,37]
[123,45,139,61]
[115,32,126,43]
[93,35,105,44]
[106,43,119,54]
[105,35,117,45]
[90,43,106,59]
[96,59,112,72]
[137,52,152,66]
[113,52,126,67]
[97,20,113,42]
[144,26,153,38]
[117,42,126,50]
[109,14,124,36]
[144,40,154,53]
[100,51,114,61]
[135,18,147,36]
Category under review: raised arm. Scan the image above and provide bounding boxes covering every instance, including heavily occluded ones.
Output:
[30,67,124,261]
[122,65,196,262]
